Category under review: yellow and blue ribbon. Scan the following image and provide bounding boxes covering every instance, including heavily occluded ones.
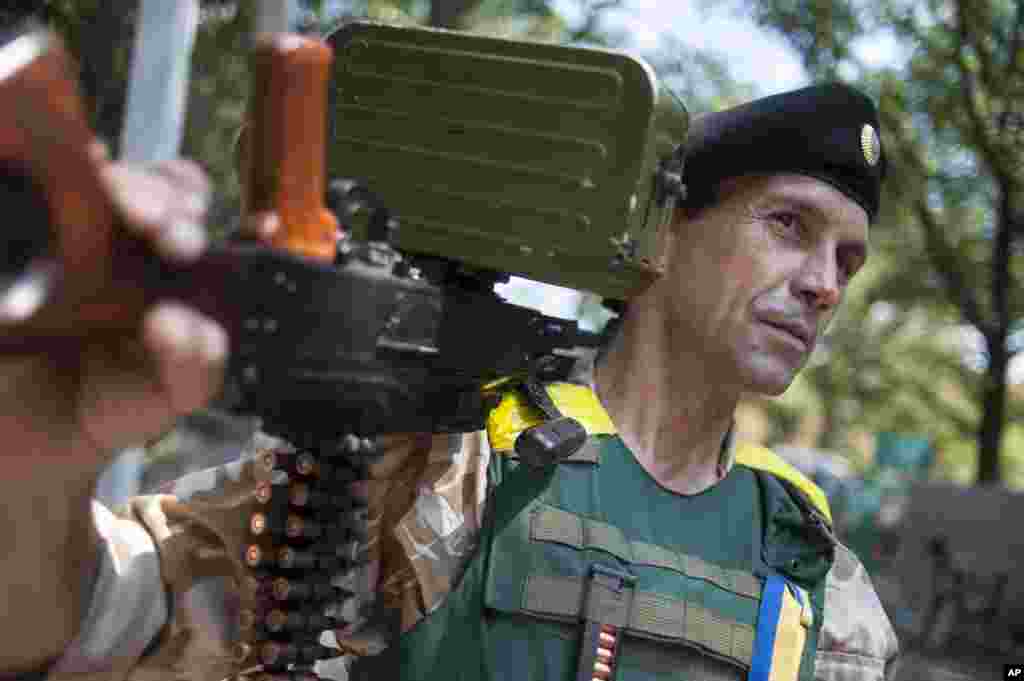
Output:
[749,574,808,681]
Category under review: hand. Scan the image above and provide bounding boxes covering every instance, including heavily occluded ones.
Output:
[234,209,281,242]
[0,145,230,672]
[1,144,228,481]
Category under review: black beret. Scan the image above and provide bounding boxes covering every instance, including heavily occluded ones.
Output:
[679,83,886,223]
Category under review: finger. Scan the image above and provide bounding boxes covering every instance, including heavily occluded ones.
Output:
[149,159,212,218]
[88,140,110,163]
[240,211,280,241]
[76,337,173,454]
[74,303,225,453]
[102,164,208,263]
[142,301,228,415]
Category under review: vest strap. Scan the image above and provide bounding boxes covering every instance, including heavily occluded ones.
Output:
[523,573,757,667]
[531,504,763,600]
[734,443,833,525]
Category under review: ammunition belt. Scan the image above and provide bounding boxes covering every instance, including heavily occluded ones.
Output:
[234,434,379,678]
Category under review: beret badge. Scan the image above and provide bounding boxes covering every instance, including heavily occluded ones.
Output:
[860,123,881,167]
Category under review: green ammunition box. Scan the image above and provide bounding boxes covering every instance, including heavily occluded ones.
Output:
[325,21,687,300]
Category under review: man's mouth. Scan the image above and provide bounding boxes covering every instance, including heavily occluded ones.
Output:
[760,320,812,350]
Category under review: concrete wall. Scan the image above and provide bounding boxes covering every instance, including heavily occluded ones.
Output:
[893,481,1024,636]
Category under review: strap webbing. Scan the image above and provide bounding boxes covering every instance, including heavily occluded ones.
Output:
[530,504,762,600]
[522,573,757,666]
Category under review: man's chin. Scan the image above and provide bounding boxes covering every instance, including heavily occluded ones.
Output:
[739,364,800,396]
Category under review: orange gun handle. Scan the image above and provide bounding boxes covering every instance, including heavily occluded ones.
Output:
[244,34,338,262]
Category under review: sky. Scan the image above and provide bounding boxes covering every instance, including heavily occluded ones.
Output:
[555,0,806,92]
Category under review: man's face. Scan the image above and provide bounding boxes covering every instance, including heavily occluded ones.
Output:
[655,173,870,395]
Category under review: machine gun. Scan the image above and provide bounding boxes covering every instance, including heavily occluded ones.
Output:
[0,14,689,441]
[0,4,688,673]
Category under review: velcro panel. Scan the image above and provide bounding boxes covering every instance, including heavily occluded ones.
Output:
[523,574,583,619]
[631,541,683,573]
[530,506,584,549]
[531,504,762,601]
[630,591,685,639]
[701,607,736,660]
[733,623,756,665]
[685,600,711,650]
[682,554,762,601]
[584,520,634,563]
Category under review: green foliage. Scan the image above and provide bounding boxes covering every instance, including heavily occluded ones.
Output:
[181,3,252,238]
[643,35,759,115]
[744,0,865,79]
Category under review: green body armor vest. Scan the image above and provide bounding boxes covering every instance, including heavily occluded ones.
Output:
[353,384,835,681]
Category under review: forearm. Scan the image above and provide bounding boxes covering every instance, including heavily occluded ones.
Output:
[0,473,100,673]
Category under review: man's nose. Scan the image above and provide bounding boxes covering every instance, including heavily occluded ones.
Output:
[794,249,841,310]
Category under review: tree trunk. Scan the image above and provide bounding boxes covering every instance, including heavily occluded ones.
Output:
[976,340,1008,484]
[976,188,1016,486]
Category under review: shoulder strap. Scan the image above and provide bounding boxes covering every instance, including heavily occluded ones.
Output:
[486,382,617,452]
[734,442,832,525]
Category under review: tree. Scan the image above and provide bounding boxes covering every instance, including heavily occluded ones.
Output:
[714,0,1023,485]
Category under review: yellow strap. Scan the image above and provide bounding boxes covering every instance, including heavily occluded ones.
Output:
[486,382,617,452]
[734,442,832,525]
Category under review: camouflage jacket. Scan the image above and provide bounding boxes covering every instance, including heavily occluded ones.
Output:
[38,362,899,681]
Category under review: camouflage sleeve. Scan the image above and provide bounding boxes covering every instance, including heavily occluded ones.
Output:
[42,429,490,681]
[367,430,491,633]
[815,543,900,681]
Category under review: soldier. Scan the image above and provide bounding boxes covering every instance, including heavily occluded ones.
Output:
[0,84,899,681]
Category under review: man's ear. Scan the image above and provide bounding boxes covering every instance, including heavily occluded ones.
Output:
[652,204,690,272]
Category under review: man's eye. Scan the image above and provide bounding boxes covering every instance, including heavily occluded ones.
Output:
[769,212,803,238]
